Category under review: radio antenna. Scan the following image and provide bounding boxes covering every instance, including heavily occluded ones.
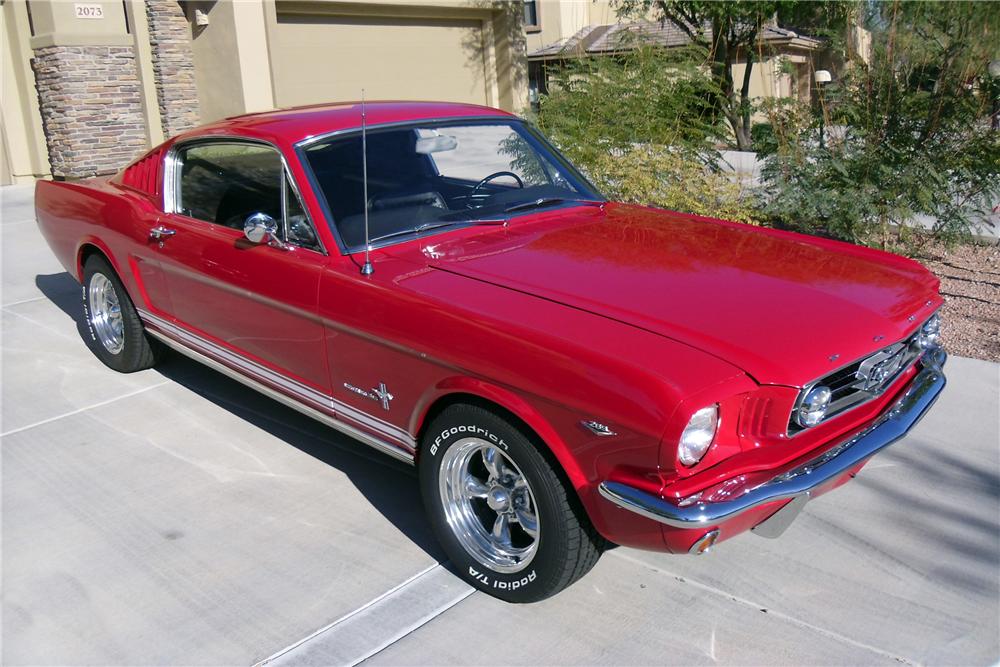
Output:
[360,90,374,276]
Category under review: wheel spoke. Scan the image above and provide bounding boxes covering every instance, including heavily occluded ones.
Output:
[481,446,504,480]
[514,508,538,538]
[492,512,511,546]
[463,474,489,499]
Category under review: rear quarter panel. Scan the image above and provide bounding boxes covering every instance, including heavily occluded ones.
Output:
[35,178,163,306]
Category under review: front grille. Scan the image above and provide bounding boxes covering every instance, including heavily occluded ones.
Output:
[788,324,929,435]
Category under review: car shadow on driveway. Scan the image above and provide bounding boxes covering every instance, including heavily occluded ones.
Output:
[35,271,447,563]
[845,446,1000,596]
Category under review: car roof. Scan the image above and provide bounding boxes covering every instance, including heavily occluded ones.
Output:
[180,100,516,147]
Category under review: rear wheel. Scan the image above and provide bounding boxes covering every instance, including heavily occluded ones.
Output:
[82,255,160,373]
[420,404,603,602]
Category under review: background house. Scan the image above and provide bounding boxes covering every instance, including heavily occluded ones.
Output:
[522,0,617,53]
[521,0,617,105]
[0,0,528,183]
[528,17,825,109]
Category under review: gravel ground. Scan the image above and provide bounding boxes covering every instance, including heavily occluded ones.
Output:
[917,242,1000,362]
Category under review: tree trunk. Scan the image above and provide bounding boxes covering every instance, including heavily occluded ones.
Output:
[712,20,756,151]
[735,32,757,151]
[710,17,747,150]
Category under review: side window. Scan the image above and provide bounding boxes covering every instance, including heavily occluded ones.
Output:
[174,142,323,252]
[177,143,281,229]
[284,177,321,252]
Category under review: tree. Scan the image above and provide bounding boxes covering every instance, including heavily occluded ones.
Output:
[613,0,854,150]
[760,0,1000,249]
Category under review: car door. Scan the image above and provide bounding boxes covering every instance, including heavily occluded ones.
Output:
[154,139,330,393]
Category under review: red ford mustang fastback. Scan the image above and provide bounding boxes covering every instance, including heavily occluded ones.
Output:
[36,101,946,602]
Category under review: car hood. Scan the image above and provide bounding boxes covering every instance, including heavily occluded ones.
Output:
[413,203,942,386]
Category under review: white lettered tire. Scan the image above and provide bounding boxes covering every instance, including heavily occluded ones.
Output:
[419,403,603,602]
[82,254,161,373]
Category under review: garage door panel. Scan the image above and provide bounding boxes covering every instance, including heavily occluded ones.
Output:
[273,13,487,108]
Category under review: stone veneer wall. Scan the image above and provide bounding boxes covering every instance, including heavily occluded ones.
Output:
[31,46,148,179]
[145,0,200,137]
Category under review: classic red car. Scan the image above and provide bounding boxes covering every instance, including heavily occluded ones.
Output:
[36,101,947,602]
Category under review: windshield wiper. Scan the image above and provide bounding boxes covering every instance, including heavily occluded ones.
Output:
[503,197,603,214]
[365,218,506,247]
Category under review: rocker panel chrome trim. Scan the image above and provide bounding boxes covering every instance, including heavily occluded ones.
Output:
[145,328,415,464]
[138,309,413,442]
[137,309,416,452]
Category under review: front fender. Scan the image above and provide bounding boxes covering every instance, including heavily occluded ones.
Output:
[412,376,590,490]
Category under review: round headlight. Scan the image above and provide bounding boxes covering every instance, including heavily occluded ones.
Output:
[796,385,832,428]
[678,404,719,467]
[917,314,941,349]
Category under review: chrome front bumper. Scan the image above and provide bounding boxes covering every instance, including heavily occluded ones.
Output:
[598,356,947,535]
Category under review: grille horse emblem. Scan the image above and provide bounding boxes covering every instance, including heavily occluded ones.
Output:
[855,344,907,393]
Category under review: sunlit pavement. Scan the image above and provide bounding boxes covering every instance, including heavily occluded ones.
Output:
[3,183,998,665]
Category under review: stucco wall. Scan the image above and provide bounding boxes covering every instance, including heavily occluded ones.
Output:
[1,1,50,183]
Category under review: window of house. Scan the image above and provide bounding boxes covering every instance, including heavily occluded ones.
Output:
[174,142,321,252]
[523,0,539,30]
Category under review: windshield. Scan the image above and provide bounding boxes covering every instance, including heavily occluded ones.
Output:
[300,120,601,251]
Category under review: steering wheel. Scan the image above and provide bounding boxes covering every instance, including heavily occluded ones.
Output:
[468,171,524,207]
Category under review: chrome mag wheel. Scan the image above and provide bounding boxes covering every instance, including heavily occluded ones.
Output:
[439,437,540,573]
[88,273,125,354]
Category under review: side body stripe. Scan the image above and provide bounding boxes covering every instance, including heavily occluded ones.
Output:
[137,309,417,461]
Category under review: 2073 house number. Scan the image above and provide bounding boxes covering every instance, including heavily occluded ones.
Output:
[74,4,104,19]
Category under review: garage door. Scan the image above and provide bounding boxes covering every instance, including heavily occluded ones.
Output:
[271,13,488,108]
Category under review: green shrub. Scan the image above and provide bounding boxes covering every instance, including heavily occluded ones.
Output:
[751,123,777,156]
[585,145,759,224]
[535,44,721,157]
[759,2,1000,250]
[533,43,757,223]
[755,98,814,157]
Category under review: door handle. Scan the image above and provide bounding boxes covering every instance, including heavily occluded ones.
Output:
[150,225,177,240]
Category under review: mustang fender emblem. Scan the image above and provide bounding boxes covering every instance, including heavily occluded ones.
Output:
[343,381,394,411]
[581,420,617,437]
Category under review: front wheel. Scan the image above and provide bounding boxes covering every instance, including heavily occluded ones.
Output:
[419,404,603,602]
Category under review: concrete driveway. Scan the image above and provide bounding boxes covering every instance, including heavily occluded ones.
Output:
[3,183,998,665]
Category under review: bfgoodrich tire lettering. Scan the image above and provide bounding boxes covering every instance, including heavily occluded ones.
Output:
[420,404,603,602]
[82,254,161,373]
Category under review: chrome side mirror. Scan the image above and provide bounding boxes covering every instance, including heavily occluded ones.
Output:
[244,212,282,246]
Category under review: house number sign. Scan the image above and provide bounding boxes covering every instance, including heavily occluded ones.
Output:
[74,4,105,19]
